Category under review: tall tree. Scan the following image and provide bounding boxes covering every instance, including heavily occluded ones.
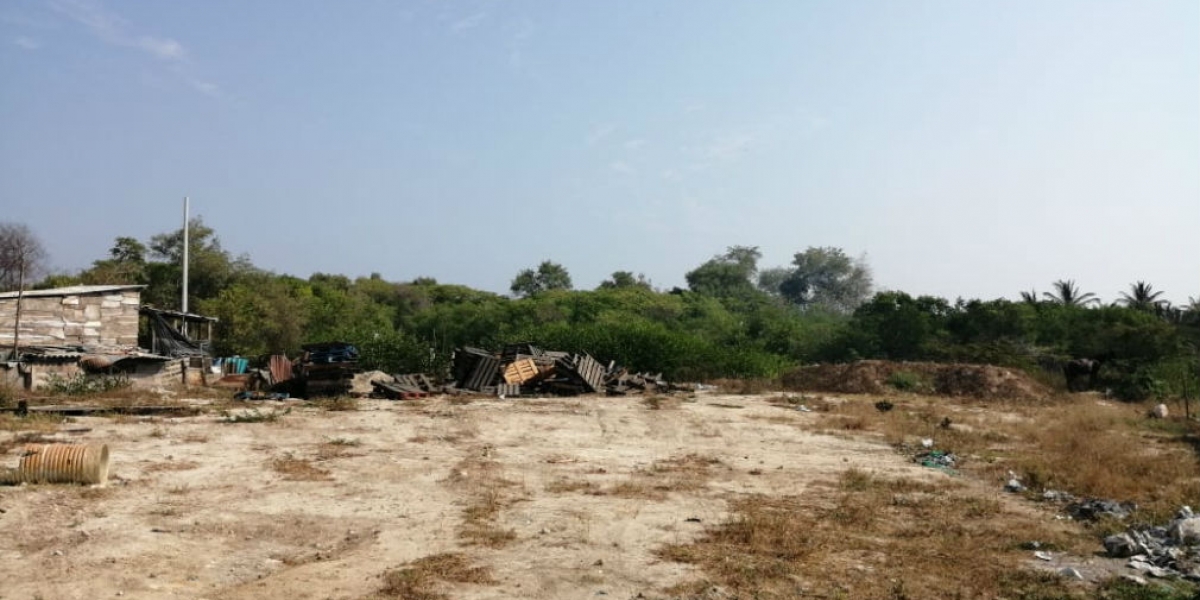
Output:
[510,261,573,297]
[686,246,762,298]
[778,247,872,314]
[598,271,652,291]
[1118,281,1166,312]
[80,237,149,285]
[0,222,47,356]
[1019,289,1040,306]
[1042,280,1099,307]
[0,223,47,293]
[143,217,251,310]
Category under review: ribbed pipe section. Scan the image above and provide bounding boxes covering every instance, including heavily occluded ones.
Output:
[16,444,110,485]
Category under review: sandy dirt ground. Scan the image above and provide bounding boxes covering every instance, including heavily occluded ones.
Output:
[0,394,947,600]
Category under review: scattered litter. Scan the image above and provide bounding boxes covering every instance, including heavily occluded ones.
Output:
[1151,403,1169,419]
[1005,478,1025,493]
[1042,489,1076,503]
[1034,551,1053,561]
[1067,498,1136,521]
[914,450,957,473]
[1103,506,1200,579]
[920,438,934,449]
[795,405,812,413]
[1058,567,1084,580]
[234,391,290,401]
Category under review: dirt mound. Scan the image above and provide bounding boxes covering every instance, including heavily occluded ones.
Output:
[780,360,1050,400]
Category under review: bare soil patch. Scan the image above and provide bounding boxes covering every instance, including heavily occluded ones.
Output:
[0,390,1194,599]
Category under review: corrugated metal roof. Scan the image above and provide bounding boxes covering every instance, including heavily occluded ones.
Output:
[0,284,145,300]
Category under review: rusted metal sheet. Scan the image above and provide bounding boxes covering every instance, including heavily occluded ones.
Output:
[268,355,294,384]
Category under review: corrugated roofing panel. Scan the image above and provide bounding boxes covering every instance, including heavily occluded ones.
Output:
[0,284,145,300]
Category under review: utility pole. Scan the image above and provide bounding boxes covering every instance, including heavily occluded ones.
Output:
[182,196,190,337]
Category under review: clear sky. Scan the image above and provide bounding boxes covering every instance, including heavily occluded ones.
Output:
[2,1,1197,304]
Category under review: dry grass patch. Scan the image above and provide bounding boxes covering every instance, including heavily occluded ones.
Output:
[143,459,201,473]
[313,396,358,411]
[802,395,1200,524]
[270,453,333,481]
[544,477,602,494]
[659,468,1088,599]
[447,452,521,548]
[606,454,725,499]
[372,552,495,599]
[643,395,680,410]
[0,413,62,433]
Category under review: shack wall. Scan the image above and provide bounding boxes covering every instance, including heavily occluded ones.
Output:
[0,290,141,348]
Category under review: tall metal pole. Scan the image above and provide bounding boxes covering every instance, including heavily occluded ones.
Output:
[182,197,190,336]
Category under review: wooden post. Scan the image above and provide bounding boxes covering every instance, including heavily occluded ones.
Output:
[11,259,24,361]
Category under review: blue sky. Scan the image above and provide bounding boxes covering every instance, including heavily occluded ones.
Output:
[1,1,1197,304]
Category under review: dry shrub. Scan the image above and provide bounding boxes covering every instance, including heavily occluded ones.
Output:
[270,454,332,481]
[376,552,495,599]
[659,469,1086,599]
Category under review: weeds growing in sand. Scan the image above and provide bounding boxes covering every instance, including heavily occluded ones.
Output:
[375,552,495,599]
[270,453,332,481]
[314,396,358,411]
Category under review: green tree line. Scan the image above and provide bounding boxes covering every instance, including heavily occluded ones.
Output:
[26,220,1200,399]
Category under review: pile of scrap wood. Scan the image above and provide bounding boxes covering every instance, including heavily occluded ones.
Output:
[370,373,438,400]
[298,342,360,397]
[446,342,679,397]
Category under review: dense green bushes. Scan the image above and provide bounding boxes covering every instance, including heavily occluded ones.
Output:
[46,224,1199,397]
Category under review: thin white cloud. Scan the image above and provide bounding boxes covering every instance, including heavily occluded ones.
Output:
[187,78,222,99]
[610,161,636,175]
[624,139,647,151]
[50,0,185,61]
[507,17,535,70]
[47,0,225,100]
[586,124,616,146]
[136,35,184,60]
[451,11,486,33]
[703,133,754,161]
[13,36,40,50]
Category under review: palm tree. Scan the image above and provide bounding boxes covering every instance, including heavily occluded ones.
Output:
[1042,280,1099,307]
[1118,281,1166,312]
[1019,289,1040,306]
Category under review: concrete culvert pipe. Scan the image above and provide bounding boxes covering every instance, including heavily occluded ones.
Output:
[17,444,110,485]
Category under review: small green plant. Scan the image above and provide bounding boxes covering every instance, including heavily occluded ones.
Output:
[220,408,291,423]
[45,372,130,395]
[1096,577,1199,600]
[886,370,930,393]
